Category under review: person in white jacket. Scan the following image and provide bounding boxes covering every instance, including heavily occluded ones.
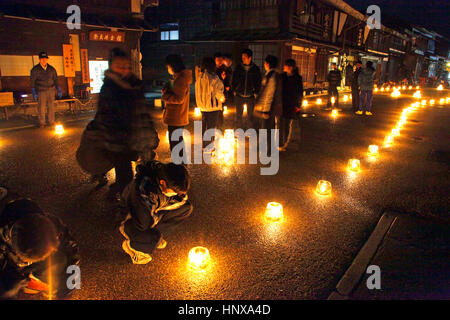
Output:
[195,57,225,148]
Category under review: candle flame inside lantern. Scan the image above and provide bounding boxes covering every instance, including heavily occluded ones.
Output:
[380,87,385,92]
[413,91,421,99]
[188,246,211,271]
[195,107,201,116]
[265,202,283,222]
[408,85,412,90]
[343,95,349,101]
[347,159,361,172]
[303,99,308,107]
[416,86,420,89]
[315,180,332,196]
[331,109,338,117]
[391,128,400,136]
[374,88,379,92]
[368,145,379,156]
[439,98,445,104]
[223,106,228,114]
[402,86,406,90]
[54,124,64,135]
[243,104,247,113]
[421,100,426,106]
[331,96,335,104]
[429,99,435,105]
[437,84,443,90]
[316,98,322,105]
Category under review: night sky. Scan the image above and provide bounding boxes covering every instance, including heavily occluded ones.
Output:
[345,0,450,38]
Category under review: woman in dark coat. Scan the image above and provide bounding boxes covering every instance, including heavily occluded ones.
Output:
[76,48,159,199]
[279,59,303,151]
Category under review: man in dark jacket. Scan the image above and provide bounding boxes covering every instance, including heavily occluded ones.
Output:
[76,48,159,199]
[232,49,262,129]
[0,187,80,299]
[351,61,362,112]
[326,63,342,109]
[30,52,62,128]
[119,161,193,264]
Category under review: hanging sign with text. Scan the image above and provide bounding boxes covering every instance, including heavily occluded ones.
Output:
[89,31,125,42]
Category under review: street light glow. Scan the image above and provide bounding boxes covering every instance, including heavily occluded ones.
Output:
[188,246,211,272]
[265,202,283,222]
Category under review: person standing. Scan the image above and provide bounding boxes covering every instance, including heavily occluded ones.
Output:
[195,57,225,148]
[254,55,282,155]
[279,59,303,151]
[232,49,262,129]
[30,52,62,128]
[351,61,362,112]
[357,61,376,116]
[326,63,341,109]
[162,54,192,162]
[76,48,158,200]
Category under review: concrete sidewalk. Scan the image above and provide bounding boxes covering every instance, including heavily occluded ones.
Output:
[329,211,449,300]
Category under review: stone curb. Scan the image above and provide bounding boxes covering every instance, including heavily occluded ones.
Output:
[327,211,398,300]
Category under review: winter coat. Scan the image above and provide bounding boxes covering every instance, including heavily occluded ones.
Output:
[232,62,262,98]
[327,69,342,88]
[195,71,225,112]
[121,161,189,231]
[352,67,362,89]
[282,72,303,119]
[254,69,283,118]
[358,67,375,91]
[162,69,193,126]
[0,190,79,299]
[30,64,58,92]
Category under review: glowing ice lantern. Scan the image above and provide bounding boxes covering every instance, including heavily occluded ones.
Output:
[343,95,349,102]
[315,180,332,196]
[391,128,400,136]
[439,98,445,104]
[413,91,421,99]
[223,106,228,114]
[402,86,406,90]
[386,87,390,92]
[408,86,412,90]
[368,145,379,157]
[54,124,64,135]
[430,99,435,105]
[243,104,247,113]
[188,246,211,271]
[316,98,322,105]
[331,109,338,118]
[265,202,283,222]
[421,100,426,106]
[416,86,420,89]
[380,87,385,92]
[347,159,361,172]
[331,96,335,104]
[437,84,443,90]
[302,100,308,107]
[374,88,379,93]
[194,107,201,116]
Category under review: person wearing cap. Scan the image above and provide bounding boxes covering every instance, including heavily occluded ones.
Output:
[30,52,62,128]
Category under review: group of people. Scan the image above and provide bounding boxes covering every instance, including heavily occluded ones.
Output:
[349,61,376,115]
[195,49,304,153]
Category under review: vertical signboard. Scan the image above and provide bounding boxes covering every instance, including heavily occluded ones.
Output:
[62,44,76,77]
[80,49,90,84]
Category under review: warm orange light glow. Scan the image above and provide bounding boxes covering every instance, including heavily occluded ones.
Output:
[402,86,406,90]
[243,104,247,113]
[195,107,201,116]
[54,124,64,135]
[331,109,338,117]
[416,85,420,90]
[347,159,361,172]
[368,145,379,157]
[429,99,435,105]
[384,135,394,147]
[188,247,211,271]
[413,91,421,99]
[437,84,443,90]
[302,100,308,107]
[386,87,390,92]
[315,180,332,196]
[343,95,349,102]
[408,85,412,90]
[265,202,284,222]
[331,96,335,104]
[439,98,445,104]
[316,98,322,105]
[166,130,169,141]
[391,88,401,97]
[223,106,228,114]
[380,87,385,92]
[391,128,400,136]
[421,100,426,106]
[374,88,379,92]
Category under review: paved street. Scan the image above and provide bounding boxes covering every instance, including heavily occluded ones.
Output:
[0,89,448,300]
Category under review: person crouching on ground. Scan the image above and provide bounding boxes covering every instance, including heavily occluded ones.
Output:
[119,161,193,264]
[76,48,159,200]
[0,187,80,299]
[195,57,225,149]
[279,59,303,151]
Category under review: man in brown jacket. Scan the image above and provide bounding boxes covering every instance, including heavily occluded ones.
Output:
[162,54,192,163]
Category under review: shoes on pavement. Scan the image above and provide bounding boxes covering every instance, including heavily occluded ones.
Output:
[122,240,152,264]
[365,111,373,116]
[355,111,363,115]
[156,237,167,250]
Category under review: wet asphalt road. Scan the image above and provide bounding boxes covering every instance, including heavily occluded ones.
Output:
[0,89,448,300]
